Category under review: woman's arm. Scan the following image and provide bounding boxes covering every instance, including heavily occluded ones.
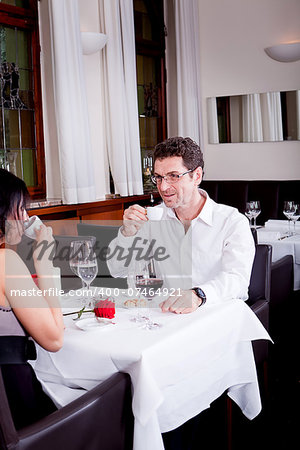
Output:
[2,227,64,352]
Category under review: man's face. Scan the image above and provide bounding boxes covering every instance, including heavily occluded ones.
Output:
[154,156,202,209]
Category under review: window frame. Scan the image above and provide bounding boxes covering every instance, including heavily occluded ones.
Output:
[134,1,167,143]
[0,0,46,199]
[133,0,167,193]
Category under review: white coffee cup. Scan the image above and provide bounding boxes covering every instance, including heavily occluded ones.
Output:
[146,207,164,221]
[24,215,43,239]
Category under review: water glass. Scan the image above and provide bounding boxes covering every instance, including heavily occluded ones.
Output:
[69,239,97,307]
[283,201,296,236]
[134,259,163,330]
[291,204,300,235]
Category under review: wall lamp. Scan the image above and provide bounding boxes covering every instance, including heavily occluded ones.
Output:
[264,41,300,62]
[81,32,108,55]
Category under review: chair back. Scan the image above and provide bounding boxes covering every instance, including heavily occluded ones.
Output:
[247,244,272,367]
[250,227,258,244]
[0,368,18,449]
[248,244,272,304]
[17,235,96,292]
[52,235,96,292]
[77,223,127,289]
[0,368,133,450]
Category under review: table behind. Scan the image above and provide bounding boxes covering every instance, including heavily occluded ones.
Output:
[258,228,300,290]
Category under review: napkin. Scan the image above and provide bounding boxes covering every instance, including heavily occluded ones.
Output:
[257,230,281,243]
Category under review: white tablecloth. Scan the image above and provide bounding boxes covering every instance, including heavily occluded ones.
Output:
[258,227,300,290]
[34,297,271,450]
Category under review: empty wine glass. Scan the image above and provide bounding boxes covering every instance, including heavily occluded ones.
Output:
[283,201,296,237]
[134,259,163,330]
[291,204,300,235]
[248,201,261,229]
[70,240,98,308]
[245,202,254,227]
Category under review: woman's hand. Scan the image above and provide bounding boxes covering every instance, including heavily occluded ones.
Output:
[33,224,55,266]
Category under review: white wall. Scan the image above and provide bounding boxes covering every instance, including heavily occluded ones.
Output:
[40,0,300,199]
[198,0,300,180]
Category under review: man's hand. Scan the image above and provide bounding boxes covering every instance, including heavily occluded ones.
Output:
[121,204,148,237]
[159,289,202,314]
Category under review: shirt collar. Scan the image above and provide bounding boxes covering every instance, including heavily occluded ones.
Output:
[197,189,213,226]
[164,189,213,226]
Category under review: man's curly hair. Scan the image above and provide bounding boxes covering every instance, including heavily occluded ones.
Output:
[153,137,204,173]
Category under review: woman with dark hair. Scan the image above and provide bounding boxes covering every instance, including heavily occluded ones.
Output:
[0,168,64,429]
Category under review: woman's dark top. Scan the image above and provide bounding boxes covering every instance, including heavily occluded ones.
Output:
[0,305,57,430]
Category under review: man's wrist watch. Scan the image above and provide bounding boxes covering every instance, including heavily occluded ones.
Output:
[192,287,206,307]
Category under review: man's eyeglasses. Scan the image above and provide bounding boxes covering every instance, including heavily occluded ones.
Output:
[151,169,196,185]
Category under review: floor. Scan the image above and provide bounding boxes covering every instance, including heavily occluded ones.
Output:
[163,292,300,450]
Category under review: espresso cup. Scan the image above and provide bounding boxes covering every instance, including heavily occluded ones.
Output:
[24,215,43,239]
[146,207,164,221]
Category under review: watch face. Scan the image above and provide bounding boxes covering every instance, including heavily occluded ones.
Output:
[193,288,206,301]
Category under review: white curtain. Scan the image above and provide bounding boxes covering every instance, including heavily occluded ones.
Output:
[164,0,203,146]
[99,0,143,196]
[261,92,283,141]
[207,97,219,144]
[242,94,263,142]
[47,0,96,204]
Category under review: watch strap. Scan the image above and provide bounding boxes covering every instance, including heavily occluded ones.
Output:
[192,287,206,307]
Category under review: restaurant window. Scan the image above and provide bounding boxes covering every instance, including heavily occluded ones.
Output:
[133,0,166,192]
[0,0,45,199]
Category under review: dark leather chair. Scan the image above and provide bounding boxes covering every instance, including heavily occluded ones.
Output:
[250,228,294,341]
[227,244,272,450]
[270,254,294,341]
[77,223,127,289]
[0,371,133,450]
[52,235,96,292]
[17,235,96,292]
[247,244,272,366]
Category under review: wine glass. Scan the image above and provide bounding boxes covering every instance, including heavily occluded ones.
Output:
[245,202,254,227]
[283,201,296,237]
[69,238,95,285]
[249,201,261,229]
[70,240,97,308]
[134,259,163,329]
[291,204,300,235]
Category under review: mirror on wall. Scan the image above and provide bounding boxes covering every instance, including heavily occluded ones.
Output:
[207,90,300,144]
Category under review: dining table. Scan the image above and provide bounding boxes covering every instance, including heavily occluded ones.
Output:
[257,219,300,290]
[33,291,271,450]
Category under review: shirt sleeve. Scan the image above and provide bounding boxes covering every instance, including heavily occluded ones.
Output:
[200,212,256,304]
[106,226,147,278]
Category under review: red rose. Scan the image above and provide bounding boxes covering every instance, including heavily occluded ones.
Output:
[32,274,39,287]
[94,299,115,319]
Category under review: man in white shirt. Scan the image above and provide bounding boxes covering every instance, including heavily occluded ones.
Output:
[107,136,255,313]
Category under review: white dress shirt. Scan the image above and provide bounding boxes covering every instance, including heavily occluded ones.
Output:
[107,190,255,304]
